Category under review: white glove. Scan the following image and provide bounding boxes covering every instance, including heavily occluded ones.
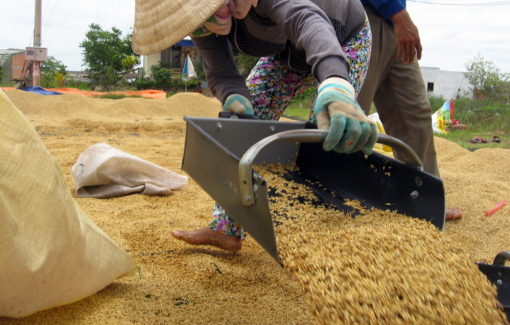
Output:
[314,77,377,155]
[223,94,254,115]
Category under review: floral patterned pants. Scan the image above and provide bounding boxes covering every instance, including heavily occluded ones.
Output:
[208,16,372,239]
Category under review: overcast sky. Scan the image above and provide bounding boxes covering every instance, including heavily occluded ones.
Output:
[1,0,509,73]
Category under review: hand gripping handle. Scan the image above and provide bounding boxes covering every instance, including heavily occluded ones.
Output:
[239,130,422,207]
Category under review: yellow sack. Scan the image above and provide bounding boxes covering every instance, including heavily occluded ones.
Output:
[368,113,393,156]
[431,99,453,134]
[0,90,137,318]
[434,109,447,134]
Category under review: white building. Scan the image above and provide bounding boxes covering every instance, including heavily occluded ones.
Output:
[420,66,472,99]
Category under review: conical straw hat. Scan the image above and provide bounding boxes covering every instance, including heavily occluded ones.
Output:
[132,0,225,55]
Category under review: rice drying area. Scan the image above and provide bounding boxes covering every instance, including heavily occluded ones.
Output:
[2,89,510,324]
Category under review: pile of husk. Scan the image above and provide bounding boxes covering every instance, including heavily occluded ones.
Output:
[2,89,509,324]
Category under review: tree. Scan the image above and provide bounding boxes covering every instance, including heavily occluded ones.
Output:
[464,53,510,102]
[80,24,139,86]
[121,54,140,87]
[41,56,67,75]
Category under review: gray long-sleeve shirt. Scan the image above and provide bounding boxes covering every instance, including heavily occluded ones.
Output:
[191,0,366,104]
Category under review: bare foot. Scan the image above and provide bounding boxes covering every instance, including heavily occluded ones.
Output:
[171,227,242,252]
[446,208,462,220]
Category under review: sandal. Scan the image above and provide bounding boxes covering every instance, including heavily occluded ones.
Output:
[470,136,487,143]
[492,136,501,143]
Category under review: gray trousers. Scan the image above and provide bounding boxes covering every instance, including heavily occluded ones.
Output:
[358,7,440,177]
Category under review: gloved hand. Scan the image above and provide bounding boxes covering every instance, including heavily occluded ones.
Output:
[314,77,378,155]
[223,94,255,116]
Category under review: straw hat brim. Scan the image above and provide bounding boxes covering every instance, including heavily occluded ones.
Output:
[132,0,225,55]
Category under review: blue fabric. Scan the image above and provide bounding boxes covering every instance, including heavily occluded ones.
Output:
[175,39,195,47]
[19,86,63,96]
[360,0,405,21]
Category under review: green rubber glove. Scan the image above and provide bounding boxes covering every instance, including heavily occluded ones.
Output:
[223,94,255,116]
[314,77,378,155]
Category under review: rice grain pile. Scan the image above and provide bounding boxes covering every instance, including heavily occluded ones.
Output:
[1,90,314,325]
[1,89,509,324]
[435,138,510,264]
[256,163,508,325]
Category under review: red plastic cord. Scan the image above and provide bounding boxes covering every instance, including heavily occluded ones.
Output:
[486,200,506,217]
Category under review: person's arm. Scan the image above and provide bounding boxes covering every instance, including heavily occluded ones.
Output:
[362,0,422,64]
[259,0,376,153]
[258,0,357,82]
[391,8,422,64]
[191,34,251,104]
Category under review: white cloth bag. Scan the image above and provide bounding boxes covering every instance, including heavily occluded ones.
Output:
[72,143,188,198]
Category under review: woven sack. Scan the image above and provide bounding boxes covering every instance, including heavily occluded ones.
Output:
[0,90,137,318]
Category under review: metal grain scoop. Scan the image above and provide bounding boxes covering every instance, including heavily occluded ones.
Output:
[181,116,446,264]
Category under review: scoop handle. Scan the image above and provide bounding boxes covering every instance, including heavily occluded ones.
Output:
[239,130,422,207]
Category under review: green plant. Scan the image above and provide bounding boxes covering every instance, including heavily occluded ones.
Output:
[450,97,510,132]
[0,52,15,84]
[122,54,140,87]
[54,71,69,87]
[41,73,57,88]
[77,81,91,90]
[236,55,259,78]
[135,78,156,90]
[0,80,15,87]
[150,64,172,89]
[0,66,6,84]
[428,95,447,112]
[464,53,510,103]
[66,76,81,89]
[193,60,205,79]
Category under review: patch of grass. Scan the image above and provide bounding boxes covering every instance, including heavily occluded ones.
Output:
[436,130,509,150]
[283,86,316,121]
[433,96,510,150]
[283,100,312,121]
[0,80,16,87]
[284,94,510,150]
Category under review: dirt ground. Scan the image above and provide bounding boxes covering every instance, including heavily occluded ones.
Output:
[1,89,509,324]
